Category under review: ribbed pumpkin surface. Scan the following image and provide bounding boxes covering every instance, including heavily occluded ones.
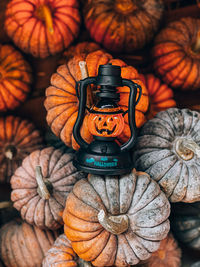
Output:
[0,45,32,111]
[5,0,81,58]
[63,169,170,266]
[134,108,200,203]
[83,0,164,52]
[0,115,43,183]
[0,220,59,267]
[152,17,200,90]
[11,147,85,230]
[45,50,149,150]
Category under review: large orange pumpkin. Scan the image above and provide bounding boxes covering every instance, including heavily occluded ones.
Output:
[152,17,200,90]
[83,0,164,53]
[5,0,81,58]
[0,45,32,112]
[45,50,149,150]
[140,73,176,119]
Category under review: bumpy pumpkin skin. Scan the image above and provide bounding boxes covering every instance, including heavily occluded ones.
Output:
[152,17,200,90]
[134,108,200,203]
[63,169,170,266]
[0,220,59,267]
[43,234,78,267]
[0,45,32,112]
[5,0,81,58]
[139,233,181,267]
[83,0,164,53]
[45,50,149,150]
[11,147,85,230]
[0,115,43,183]
[140,74,176,120]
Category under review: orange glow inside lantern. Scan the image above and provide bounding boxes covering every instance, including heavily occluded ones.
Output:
[88,106,124,137]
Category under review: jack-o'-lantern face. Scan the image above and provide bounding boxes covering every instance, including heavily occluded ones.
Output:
[89,113,124,137]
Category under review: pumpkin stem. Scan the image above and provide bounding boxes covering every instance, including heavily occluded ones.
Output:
[36,5,54,34]
[193,31,200,53]
[115,0,136,14]
[98,209,129,235]
[175,138,200,161]
[35,166,52,200]
[0,201,13,209]
[78,258,92,267]
[4,145,17,160]
[79,61,94,108]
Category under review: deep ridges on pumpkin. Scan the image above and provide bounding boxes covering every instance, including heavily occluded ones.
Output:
[5,0,81,58]
[0,45,32,112]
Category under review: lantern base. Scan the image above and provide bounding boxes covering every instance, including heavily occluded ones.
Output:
[73,139,134,175]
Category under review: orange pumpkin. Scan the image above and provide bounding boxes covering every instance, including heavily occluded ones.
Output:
[0,115,43,184]
[5,0,81,58]
[83,0,164,53]
[45,50,149,150]
[152,17,200,90]
[0,45,32,112]
[140,73,176,119]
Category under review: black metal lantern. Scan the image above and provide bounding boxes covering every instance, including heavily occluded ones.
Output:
[73,63,141,175]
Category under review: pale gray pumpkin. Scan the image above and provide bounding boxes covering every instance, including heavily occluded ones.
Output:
[63,169,170,266]
[134,108,200,203]
[11,147,86,230]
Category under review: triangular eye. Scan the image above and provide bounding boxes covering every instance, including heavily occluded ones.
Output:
[110,117,113,121]
[98,117,102,121]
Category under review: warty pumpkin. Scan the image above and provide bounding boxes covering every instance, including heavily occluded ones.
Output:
[152,17,200,90]
[134,108,200,203]
[140,74,176,120]
[5,0,81,58]
[63,169,170,266]
[0,115,43,183]
[0,45,32,112]
[83,0,164,53]
[139,233,181,267]
[11,147,85,230]
[42,233,92,267]
[45,50,149,150]
[0,219,59,267]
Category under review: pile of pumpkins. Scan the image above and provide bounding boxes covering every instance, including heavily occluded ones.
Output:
[0,0,200,266]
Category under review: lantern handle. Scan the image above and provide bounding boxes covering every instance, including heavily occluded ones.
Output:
[120,79,141,152]
[73,77,96,149]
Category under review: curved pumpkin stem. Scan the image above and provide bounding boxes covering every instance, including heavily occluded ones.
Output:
[78,258,92,267]
[175,138,200,160]
[193,31,200,53]
[4,145,17,160]
[35,166,51,200]
[36,5,54,34]
[0,201,13,209]
[98,209,129,235]
[78,61,94,108]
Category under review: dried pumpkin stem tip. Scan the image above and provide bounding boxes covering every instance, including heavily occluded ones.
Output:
[78,258,92,267]
[78,61,93,107]
[35,166,51,200]
[193,31,200,53]
[175,138,200,161]
[4,145,17,160]
[0,201,13,209]
[98,209,129,235]
[37,5,54,34]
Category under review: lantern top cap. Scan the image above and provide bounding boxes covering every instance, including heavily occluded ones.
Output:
[96,64,122,87]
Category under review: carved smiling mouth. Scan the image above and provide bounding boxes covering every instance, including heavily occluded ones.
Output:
[95,125,116,135]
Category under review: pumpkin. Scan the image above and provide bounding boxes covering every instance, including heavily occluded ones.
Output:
[139,233,181,267]
[83,0,164,53]
[11,147,85,230]
[63,169,170,266]
[0,201,20,228]
[134,108,200,203]
[43,233,92,267]
[44,50,149,150]
[0,219,59,267]
[152,17,200,90]
[140,74,176,120]
[0,45,32,112]
[0,115,43,183]
[5,0,81,58]
[0,0,10,43]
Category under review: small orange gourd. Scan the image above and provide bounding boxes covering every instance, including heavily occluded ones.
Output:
[0,45,32,112]
[5,0,81,58]
[45,50,149,150]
